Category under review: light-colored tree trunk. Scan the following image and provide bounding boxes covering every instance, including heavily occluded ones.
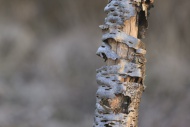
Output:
[94,0,153,127]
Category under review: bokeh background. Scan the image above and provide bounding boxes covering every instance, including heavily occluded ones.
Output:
[0,0,189,127]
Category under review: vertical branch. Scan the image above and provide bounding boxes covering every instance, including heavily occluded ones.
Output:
[95,0,153,127]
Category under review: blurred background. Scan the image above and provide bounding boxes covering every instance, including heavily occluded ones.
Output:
[0,0,189,127]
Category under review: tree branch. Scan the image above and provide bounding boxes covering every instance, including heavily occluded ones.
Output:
[94,0,153,127]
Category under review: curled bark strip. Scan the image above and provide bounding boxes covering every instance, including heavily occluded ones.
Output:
[96,42,119,61]
[94,0,153,126]
[104,0,136,26]
[96,63,143,79]
[102,30,146,52]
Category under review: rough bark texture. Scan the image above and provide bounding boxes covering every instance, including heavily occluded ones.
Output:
[94,0,153,127]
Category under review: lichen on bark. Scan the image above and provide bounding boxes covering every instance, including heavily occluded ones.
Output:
[94,0,153,127]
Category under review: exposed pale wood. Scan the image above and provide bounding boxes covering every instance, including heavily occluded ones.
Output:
[107,39,117,66]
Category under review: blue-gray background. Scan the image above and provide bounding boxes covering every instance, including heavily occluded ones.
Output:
[0,0,189,127]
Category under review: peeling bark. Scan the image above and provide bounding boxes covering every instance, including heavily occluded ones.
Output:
[94,0,153,127]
